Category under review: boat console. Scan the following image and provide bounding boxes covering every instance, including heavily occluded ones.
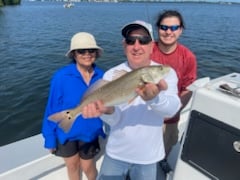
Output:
[173,73,240,180]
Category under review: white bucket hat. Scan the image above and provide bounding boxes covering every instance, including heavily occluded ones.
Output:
[121,20,154,40]
[66,32,103,58]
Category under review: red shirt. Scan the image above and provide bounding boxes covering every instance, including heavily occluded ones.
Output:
[151,42,197,123]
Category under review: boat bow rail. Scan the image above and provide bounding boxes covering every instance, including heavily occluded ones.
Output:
[0,135,67,179]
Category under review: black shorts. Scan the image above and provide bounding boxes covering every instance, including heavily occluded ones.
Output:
[54,138,100,160]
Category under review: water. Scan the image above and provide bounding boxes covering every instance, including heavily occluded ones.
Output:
[0,1,239,146]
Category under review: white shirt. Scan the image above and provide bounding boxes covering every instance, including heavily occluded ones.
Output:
[101,61,181,164]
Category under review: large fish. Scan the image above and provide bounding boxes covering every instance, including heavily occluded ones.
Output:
[48,65,171,132]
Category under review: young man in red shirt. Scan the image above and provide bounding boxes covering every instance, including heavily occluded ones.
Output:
[151,10,197,174]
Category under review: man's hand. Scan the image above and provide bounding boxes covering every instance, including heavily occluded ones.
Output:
[136,79,168,101]
[82,100,114,118]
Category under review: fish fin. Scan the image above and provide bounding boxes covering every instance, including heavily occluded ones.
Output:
[112,70,128,80]
[58,118,75,133]
[82,70,128,99]
[48,110,76,133]
[83,79,109,98]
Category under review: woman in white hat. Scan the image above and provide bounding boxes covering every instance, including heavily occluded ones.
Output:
[42,32,105,180]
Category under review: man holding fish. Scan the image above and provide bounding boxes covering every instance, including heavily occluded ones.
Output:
[81,20,181,179]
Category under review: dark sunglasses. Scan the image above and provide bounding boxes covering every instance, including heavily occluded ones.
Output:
[75,49,97,54]
[159,25,180,31]
[125,36,152,45]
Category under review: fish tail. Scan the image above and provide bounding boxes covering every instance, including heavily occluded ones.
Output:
[48,110,76,133]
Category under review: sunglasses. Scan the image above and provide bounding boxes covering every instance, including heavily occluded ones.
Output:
[125,36,152,45]
[159,25,180,31]
[75,49,97,54]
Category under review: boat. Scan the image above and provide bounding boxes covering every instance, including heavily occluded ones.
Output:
[63,1,74,8]
[0,73,239,180]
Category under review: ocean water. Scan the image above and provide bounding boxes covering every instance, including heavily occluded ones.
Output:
[0,1,240,146]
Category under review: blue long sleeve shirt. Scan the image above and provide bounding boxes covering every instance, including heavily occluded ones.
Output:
[42,63,105,149]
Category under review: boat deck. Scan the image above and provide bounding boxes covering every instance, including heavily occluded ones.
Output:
[0,136,106,180]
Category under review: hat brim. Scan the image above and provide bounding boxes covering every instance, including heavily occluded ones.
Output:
[122,24,151,39]
[66,46,103,59]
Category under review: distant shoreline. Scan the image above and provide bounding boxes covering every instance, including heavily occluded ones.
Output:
[0,0,20,6]
[22,0,239,5]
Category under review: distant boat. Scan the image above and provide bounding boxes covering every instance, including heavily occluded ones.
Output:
[63,1,74,8]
